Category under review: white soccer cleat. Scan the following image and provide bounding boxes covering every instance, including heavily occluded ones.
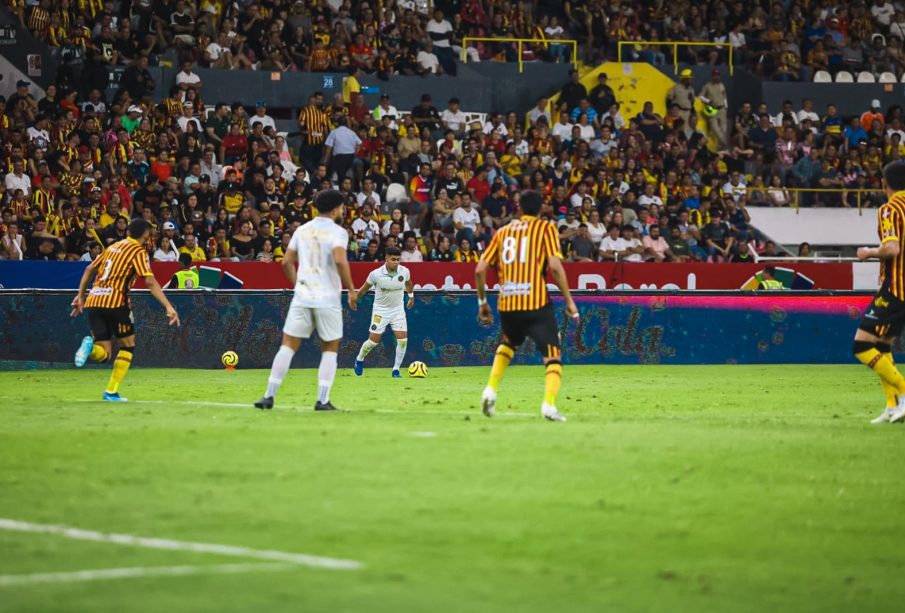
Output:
[481,386,496,417]
[541,402,566,422]
[889,396,905,423]
[871,409,894,424]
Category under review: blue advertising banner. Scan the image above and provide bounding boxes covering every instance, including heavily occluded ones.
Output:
[0,291,874,369]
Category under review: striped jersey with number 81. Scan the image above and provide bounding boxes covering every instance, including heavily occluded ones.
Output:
[480,216,563,312]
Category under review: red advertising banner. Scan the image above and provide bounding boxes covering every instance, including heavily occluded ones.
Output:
[145,262,855,291]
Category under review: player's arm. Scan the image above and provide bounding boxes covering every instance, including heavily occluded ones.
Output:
[144,274,180,326]
[357,280,373,295]
[405,278,414,309]
[70,261,98,317]
[281,247,298,286]
[548,254,579,321]
[859,206,902,260]
[333,246,358,310]
[859,240,900,260]
[475,232,501,324]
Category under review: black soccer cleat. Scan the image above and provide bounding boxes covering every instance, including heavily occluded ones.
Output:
[254,397,274,410]
[314,401,339,411]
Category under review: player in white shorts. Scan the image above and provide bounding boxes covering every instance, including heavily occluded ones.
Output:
[353,246,414,378]
[255,190,358,411]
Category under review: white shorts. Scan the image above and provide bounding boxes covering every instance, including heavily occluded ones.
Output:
[283,300,343,341]
[369,310,407,335]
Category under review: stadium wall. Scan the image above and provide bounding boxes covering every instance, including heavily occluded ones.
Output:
[0,291,879,369]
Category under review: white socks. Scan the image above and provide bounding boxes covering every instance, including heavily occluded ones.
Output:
[317,351,338,404]
[265,345,295,399]
[394,338,407,370]
[356,339,378,361]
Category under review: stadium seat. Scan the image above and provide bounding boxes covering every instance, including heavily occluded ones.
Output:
[879,72,897,83]
[856,72,876,83]
[835,71,854,83]
[386,183,407,204]
[813,70,832,83]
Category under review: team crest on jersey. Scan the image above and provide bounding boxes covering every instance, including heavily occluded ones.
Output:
[370,325,377,331]
[398,275,403,281]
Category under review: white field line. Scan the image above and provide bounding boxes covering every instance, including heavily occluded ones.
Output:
[70,398,534,418]
[0,562,296,587]
[0,519,362,571]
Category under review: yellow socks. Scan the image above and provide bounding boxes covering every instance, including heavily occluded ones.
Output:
[89,344,108,363]
[854,343,905,395]
[544,361,563,406]
[105,349,133,394]
[877,343,898,408]
[487,344,514,393]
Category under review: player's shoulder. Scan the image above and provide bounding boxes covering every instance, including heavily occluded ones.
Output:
[398,264,411,277]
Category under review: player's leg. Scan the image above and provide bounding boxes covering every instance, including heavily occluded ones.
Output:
[391,313,408,377]
[876,339,898,414]
[531,305,566,422]
[354,311,386,375]
[313,305,343,411]
[76,308,112,367]
[102,308,136,402]
[853,314,905,422]
[482,311,522,417]
[256,299,311,409]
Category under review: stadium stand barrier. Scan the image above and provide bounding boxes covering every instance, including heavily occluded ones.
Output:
[0,290,883,369]
[616,41,735,76]
[461,37,578,72]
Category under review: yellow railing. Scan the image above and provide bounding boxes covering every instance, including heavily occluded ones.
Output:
[742,187,883,213]
[461,37,578,73]
[617,41,734,76]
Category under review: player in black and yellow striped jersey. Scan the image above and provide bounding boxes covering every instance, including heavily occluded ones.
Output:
[71,219,180,402]
[475,190,579,422]
[855,161,905,423]
[298,95,331,173]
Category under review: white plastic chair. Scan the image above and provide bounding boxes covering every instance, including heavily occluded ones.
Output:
[856,71,876,83]
[879,72,897,83]
[385,183,407,204]
[813,70,832,83]
[835,71,854,83]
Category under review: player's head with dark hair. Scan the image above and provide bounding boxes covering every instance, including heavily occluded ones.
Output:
[763,265,776,278]
[385,246,402,258]
[178,252,193,268]
[128,218,150,240]
[883,161,905,192]
[519,190,543,216]
[314,189,346,216]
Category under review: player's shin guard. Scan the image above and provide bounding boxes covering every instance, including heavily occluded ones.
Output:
[877,342,898,408]
[394,339,407,370]
[543,360,563,406]
[265,345,295,399]
[90,344,109,362]
[105,348,134,394]
[487,344,515,392]
[318,351,338,404]
[854,340,905,394]
[357,339,378,361]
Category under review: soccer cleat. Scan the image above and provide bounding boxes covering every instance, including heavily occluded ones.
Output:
[254,397,274,410]
[315,401,339,411]
[74,336,94,368]
[392,369,401,378]
[871,409,894,424]
[354,359,364,376]
[102,392,128,402]
[481,386,496,417]
[541,402,566,422]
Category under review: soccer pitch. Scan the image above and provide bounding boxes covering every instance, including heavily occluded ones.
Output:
[2,365,904,612]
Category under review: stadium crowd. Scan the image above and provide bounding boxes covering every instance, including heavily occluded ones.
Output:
[2,2,904,264]
[13,0,905,82]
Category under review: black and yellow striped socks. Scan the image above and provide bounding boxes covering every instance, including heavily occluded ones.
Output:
[854,341,905,399]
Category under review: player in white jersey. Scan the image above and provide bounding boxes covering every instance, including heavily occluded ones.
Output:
[255,190,358,411]
[353,246,414,378]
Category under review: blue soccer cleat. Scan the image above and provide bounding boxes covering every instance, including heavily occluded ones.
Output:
[354,359,364,376]
[102,392,128,402]
[74,336,94,368]
[392,369,401,378]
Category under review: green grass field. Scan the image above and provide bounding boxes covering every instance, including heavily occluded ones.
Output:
[1,364,904,612]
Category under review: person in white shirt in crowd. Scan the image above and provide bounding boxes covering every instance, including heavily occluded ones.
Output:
[200,148,222,188]
[323,116,362,182]
[796,98,819,127]
[351,203,381,245]
[453,192,481,245]
[425,9,457,76]
[483,112,509,137]
[599,224,626,261]
[638,183,664,208]
[353,246,415,378]
[569,182,591,209]
[5,159,31,197]
[1,221,25,260]
[255,190,358,411]
[79,241,102,262]
[381,208,410,237]
[590,125,618,159]
[175,60,202,93]
[722,171,747,203]
[620,226,645,262]
[440,97,467,137]
[558,210,581,242]
[601,103,625,130]
[249,100,276,131]
[153,231,181,261]
[27,114,51,152]
[357,177,383,211]
[417,40,441,75]
[400,234,423,263]
[528,97,552,127]
[176,101,202,133]
[891,10,905,40]
[550,111,574,144]
[372,94,399,130]
[771,100,800,128]
[872,0,896,27]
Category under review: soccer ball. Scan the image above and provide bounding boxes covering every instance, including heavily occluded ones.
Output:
[221,351,239,369]
[408,361,428,378]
